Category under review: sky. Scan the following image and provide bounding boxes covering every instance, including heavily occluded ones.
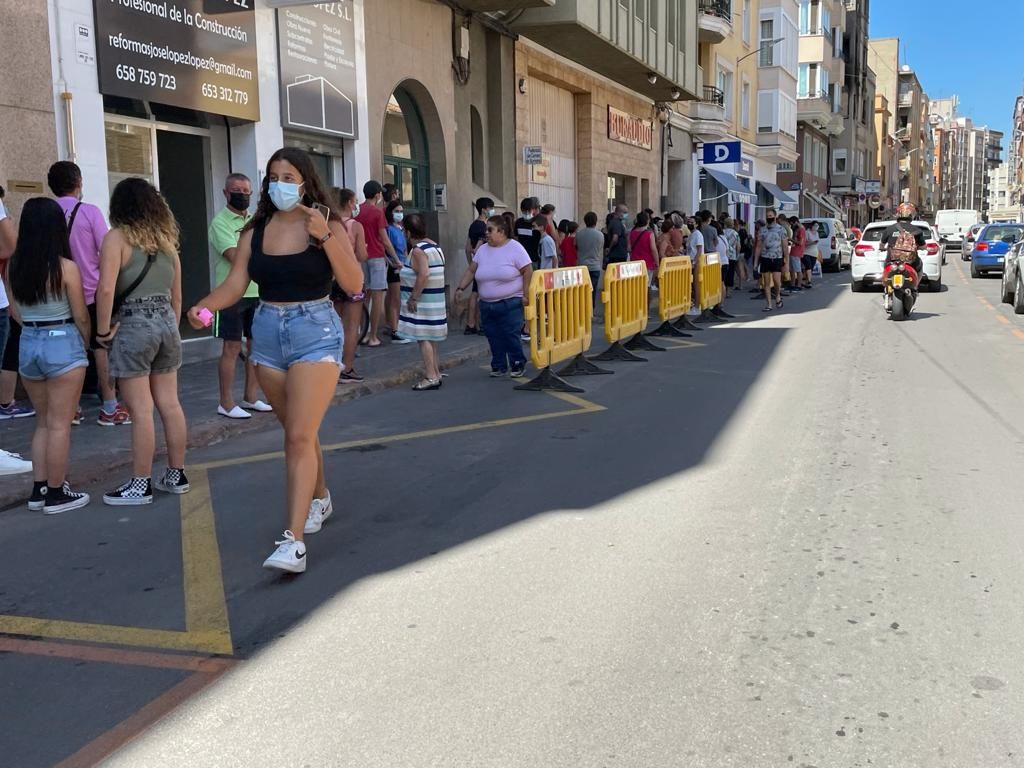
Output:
[868,0,1024,141]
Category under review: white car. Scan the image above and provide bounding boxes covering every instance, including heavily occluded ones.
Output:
[801,217,853,272]
[851,220,943,292]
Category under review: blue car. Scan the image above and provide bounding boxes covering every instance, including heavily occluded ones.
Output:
[970,223,1024,278]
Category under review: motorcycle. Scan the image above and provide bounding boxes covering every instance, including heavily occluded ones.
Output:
[883,261,918,321]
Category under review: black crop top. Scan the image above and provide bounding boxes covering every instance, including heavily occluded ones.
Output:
[248,220,334,302]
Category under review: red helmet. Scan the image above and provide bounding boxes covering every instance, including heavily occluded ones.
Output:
[895,202,917,220]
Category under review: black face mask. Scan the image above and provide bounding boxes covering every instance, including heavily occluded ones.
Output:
[228,192,251,211]
[766,217,776,225]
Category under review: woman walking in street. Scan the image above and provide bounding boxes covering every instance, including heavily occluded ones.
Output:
[399,214,447,390]
[95,179,189,506]
[453,215,532,378]
[6,198,91,513]
[188,148,362,573]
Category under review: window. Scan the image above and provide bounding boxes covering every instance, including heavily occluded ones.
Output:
[798,64,809,98]
[741,80,751,129]
[804,133,812,166]
[718,67,734,122]
[833,149,849,174]
[759,19,775,66]
[758,90,795,136]
[470,106,484,187]
[667,0,676,45]
[634,0,645,23]
[742,0,752,44]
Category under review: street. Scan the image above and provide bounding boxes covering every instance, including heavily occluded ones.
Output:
[4,261,1024,767]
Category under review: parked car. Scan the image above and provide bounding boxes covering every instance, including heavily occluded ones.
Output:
[963,223,985,260]
[851,219,943,292]
[969,223,1024,278]
[801,217,853,272]
[999,238,1024,312]
[929,225,947,265]
[935,209,979,252]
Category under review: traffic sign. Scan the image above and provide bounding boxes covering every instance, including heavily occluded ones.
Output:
[702,141,741,165]
[523,145,543,165]
[868,194,881,209]
[864,180,881,194]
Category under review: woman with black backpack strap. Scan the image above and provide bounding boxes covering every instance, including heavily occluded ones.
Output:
[95,178,189,506]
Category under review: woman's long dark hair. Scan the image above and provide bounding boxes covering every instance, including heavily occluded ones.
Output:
[9,197,71,306]
[245,147,339,233]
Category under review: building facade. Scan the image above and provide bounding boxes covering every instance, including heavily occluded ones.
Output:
[933,99,1004,220]
[1007,96,1024,219]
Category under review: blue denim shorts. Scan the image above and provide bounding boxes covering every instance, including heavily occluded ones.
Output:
[251,299,343,371]
[19,322,88,381]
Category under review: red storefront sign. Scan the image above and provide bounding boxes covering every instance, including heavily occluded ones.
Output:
[607,106,654,151]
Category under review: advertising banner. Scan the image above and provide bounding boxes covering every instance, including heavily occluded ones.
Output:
[92,0,260,121]
[277,2,358,138]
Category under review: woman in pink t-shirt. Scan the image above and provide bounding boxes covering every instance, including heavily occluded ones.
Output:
[628,211,659,282]
[454,216,533,378]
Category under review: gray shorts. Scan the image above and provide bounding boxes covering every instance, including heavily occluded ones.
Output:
[363,258,387,291]
[109,296,182,379]
[19,323,88,381]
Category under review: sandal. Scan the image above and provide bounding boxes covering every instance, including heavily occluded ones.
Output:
[412,378,442,391]
[762,306,773,312]
[776,298,783,308]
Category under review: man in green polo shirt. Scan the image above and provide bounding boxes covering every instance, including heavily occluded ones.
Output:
[208,173,271,419]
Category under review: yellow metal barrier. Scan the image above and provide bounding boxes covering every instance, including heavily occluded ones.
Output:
[697,251,724,310]
[650,255,696,338]
[591,260,664,362]
[516,267,612,392]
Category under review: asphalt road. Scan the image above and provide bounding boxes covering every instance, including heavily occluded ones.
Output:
[4,258,1024,767]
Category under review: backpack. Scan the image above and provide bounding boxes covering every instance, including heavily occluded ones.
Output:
[890,225,918,262]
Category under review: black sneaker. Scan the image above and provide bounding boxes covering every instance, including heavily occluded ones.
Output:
[463,326,478,335]
[340,368,365,383]
[44,483,90,515]
[27,481,47,511]
[510,361,527,378]
[103,477,153,506]
[154,467,190,495]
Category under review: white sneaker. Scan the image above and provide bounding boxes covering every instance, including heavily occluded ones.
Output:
[303,492,333,534]
[241,399,273,412]
[218,405,252,419]
[262,530,307,573]
[0,449,32,476]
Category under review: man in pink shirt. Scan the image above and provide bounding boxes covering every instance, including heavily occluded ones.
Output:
[48,162,129,426]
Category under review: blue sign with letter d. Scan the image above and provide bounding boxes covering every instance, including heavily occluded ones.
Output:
[702,141,741,165]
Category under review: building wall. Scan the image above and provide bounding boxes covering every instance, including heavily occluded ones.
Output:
[514,39,660,219]
[0,0,58,218]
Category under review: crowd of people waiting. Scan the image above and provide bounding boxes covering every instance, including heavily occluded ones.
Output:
[0,149,825,572]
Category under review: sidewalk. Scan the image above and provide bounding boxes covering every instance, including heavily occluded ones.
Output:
[0,331,488,512]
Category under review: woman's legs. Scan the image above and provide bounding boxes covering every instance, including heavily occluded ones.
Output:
[119,376,156,477]
[478,302,506,372]
[44,370,84,486]
[22,378,49,484]
[340,299,362,372]
[150,371,186,469]
[386,282,400,332]
[418,340,440,381]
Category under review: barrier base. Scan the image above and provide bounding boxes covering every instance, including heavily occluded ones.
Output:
[695,309,726,324]
[649,320,692,338]
[514,366,585,393]
[712,307,736,319]
[558,353,614,377]
[674,315,704,332]
[624,332,666,352]
[590,341,647,363]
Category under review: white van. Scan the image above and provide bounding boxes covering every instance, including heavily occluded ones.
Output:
[935,209,980,250]
[801,218,853,272]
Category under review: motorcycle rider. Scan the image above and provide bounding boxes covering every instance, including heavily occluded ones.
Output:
[879,202,926,289]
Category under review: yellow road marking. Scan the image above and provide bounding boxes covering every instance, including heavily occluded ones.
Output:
[1014,330,1024,341]
[997,315,1011,325]
[196,390,606,471]
[0,484,234,656]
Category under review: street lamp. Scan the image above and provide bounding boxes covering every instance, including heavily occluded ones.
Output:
[737,37,784,64]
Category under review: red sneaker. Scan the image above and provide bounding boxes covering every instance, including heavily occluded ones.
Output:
[97,404,132,426]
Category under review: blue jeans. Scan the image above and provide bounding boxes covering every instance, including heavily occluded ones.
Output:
[251,299,343,371]
[479,298,526,373]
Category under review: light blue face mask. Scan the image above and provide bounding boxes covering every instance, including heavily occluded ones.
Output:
[269,180,303,211]
[393,212,405,223]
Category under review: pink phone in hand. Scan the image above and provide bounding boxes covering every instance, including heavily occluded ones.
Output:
[197,308,214,327]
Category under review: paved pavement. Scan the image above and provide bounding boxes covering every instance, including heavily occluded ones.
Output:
[5,260,1024,766]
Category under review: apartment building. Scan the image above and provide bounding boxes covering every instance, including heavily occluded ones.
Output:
[932,98,1004,219]
[1007,95,1024,218]
[510,0,700,219]
[987,163,1015,222]
[873,93,897,211]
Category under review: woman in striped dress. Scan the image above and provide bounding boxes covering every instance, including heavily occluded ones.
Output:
[398,213,447,390]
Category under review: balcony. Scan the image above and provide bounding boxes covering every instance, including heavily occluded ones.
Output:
[690,85,731,140]
[456,0,552,9]
[698,0,732,44]
[757,127,798,165]
[798,92,832,130]
[511,0,698,101]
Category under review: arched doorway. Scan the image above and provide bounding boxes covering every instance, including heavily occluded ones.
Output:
[382,86,432,210]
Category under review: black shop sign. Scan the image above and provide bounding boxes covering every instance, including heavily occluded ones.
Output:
[276,2,358,138]
[93,0,260,121]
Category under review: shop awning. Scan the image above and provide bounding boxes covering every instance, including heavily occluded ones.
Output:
[804,190,843,217]
[758,181,797,206]
[704,167,756,200]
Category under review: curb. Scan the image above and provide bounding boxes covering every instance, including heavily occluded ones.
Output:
[0,345,487,513]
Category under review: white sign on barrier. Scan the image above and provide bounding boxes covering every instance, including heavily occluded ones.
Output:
[618,262,646,279]
[551,268,586,288]
[705,252,720,266]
